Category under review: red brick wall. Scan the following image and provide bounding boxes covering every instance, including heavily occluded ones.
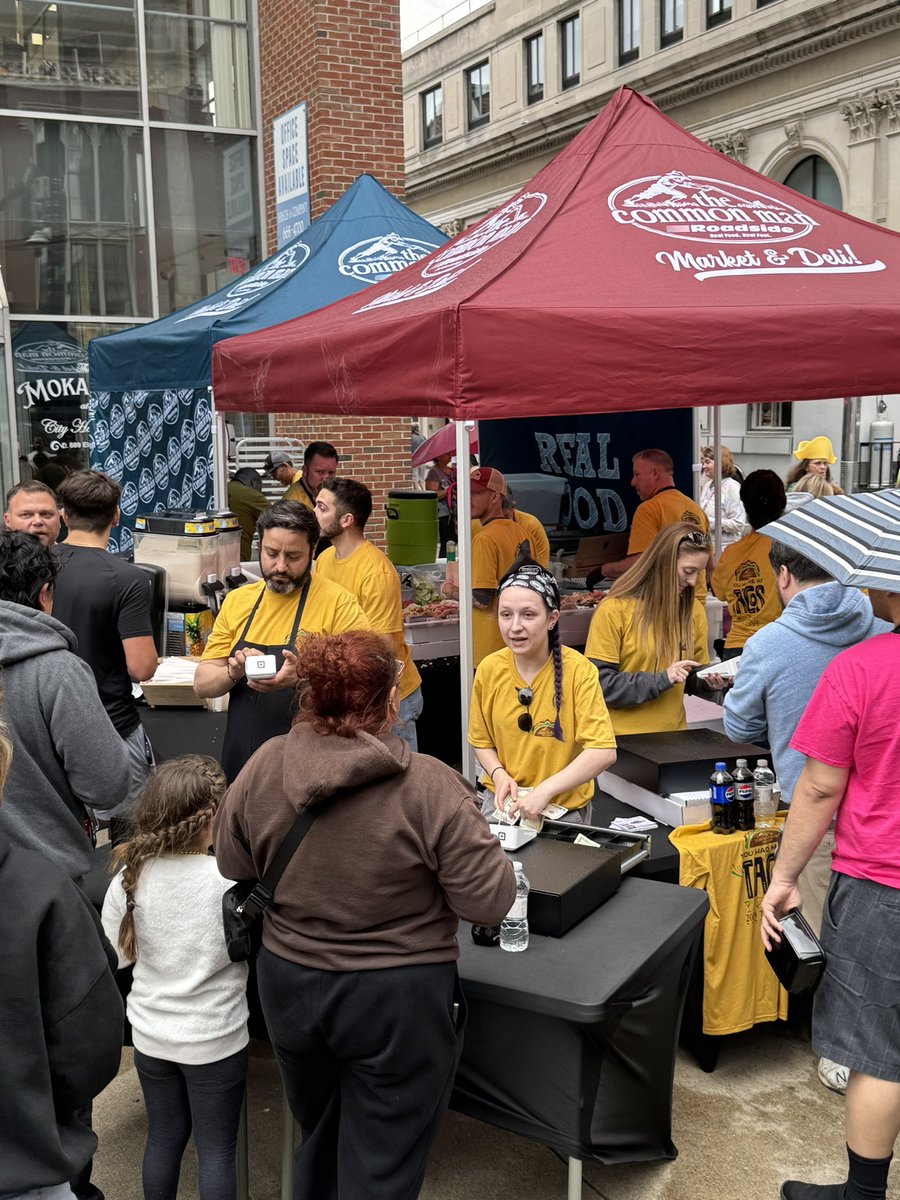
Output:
[257,0,409,547]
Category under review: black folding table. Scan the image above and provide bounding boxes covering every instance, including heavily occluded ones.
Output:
[453,875,708,1197]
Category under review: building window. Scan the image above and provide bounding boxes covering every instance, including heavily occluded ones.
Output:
[707,0,732,28]
[465,61,490,130]
[660,0,684,46]
[748,403,793,432]
[560,15,580,89]
[525,33,544,105]
[784,155,843,211]
[618,2,639,64]
[421,86,443,148]
[757,0,780,6]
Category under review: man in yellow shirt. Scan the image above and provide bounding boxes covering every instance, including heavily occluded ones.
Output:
[263,441,338,510]
[469,467,533,665]
[314,477,424,751]
[194,501,369,779]
[593,449,710,600]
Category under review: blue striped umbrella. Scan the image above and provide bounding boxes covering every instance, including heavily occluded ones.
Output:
[759,488,900,592]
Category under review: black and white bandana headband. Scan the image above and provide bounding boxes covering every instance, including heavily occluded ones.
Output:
[498,565,561,611]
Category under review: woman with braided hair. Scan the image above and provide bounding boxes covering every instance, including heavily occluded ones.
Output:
[101,755,249,1200]
[469,559,617,825]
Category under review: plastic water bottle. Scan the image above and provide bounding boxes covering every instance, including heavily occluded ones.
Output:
[500,861,530,952]
[754,759,777,828]
[709,761,735,834]
[734,758,756,832]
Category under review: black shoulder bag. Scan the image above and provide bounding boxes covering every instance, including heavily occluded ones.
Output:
[223,800,329,963]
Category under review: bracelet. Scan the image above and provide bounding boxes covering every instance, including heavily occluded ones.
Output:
[489,765,506,781]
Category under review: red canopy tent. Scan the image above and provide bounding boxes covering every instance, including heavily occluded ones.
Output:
[213,86,900,421]
[211,86,900,780]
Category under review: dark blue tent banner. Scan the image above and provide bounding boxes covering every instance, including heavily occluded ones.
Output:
[88,174,446,552]
[88,387,213,555]
[478,409,695,535]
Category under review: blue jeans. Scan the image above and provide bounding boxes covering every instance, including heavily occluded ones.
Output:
[133,1047,247,1200]
[392,685,423,752]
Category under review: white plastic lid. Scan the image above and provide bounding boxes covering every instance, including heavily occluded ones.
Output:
[513,860,523,870]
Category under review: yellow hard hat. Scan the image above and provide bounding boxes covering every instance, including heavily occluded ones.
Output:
[793,436,836,464]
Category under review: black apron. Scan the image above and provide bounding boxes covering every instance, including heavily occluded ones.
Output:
[221,579,310,783]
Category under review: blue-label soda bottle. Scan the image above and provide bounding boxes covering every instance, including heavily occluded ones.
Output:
[710,761,735,834]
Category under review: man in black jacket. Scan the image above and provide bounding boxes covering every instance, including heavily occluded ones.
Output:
[0,720,123,1199]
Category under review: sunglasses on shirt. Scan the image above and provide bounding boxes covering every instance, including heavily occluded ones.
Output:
[516,686,533,732]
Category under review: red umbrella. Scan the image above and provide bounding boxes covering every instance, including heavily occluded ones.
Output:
[411,422,478,467]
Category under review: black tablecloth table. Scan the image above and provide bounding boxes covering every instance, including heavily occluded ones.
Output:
[453,875,708,1170]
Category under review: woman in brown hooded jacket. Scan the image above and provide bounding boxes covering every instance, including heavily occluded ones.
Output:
[214,629,514,1200]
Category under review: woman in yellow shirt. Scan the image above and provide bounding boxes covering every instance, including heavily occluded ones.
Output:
[469,561,617,824]
[585,524,725,735]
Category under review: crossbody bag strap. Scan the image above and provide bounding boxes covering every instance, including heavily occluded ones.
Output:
[237,792,334,920]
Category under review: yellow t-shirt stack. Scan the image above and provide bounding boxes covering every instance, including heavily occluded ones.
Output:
[469,645,616,810]
[710,531,780,649]
[584,594,708,734]
[628,488,710,601]
[471,518,532,665]
[314,541,421,701]
[203,574,370,660]
[670,821,788,1035]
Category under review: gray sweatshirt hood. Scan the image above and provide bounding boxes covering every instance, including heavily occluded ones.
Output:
[0,600,77,665]
[779,581,880,646]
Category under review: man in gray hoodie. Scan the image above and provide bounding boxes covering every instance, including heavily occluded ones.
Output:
[723,538,886,1094]
[0,531,131,885]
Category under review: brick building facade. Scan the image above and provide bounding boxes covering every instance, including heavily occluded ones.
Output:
[258,0,412,544]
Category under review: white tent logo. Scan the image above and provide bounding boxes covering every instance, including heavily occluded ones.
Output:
[608,171,817,244]
[358,193,547,312]
[177,244,311,322]
[338,234,440,283]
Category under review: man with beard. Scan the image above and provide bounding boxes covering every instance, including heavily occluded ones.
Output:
[194,502,369,780]
[314,478,423,750]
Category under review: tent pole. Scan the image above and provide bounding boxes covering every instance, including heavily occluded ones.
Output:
[712,406,722,558]
[456,419,475,779]
[210,388,228,512]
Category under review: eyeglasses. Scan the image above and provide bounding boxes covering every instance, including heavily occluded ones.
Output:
[516,686,533,732]
[680,530,711,550]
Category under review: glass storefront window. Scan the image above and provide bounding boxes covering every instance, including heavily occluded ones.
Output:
[145,14,252,128]
[0,116,151,317]
[145,0,247,20]
[0,1,140,119]
[151,128,259,314]
[11,318,134,473]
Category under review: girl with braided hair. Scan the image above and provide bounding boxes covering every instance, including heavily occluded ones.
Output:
[101,755,249,1200]
[469,559,617,825]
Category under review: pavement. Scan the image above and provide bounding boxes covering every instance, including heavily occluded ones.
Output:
[91,1017,898,1200]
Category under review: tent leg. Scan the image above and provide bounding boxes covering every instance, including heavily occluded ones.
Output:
[567,1156,583,1200]
[210,387,228,511]
[456,420,475,780]
[712,406,722,558]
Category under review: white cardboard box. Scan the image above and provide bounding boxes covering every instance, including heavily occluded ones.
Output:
[602,771,712,828]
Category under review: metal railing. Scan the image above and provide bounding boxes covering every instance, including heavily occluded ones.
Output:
[402,0,492,52]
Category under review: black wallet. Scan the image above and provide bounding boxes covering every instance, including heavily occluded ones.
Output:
[764,908,826,994]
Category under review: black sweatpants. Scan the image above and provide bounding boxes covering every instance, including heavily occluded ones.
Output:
[257,949,466,1200]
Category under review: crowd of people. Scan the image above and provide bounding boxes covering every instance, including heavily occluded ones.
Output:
[0,428,897,1200]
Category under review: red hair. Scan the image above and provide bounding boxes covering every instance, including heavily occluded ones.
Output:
[294,631,396,738]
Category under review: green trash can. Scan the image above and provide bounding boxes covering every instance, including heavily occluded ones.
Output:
[385,490,438,566]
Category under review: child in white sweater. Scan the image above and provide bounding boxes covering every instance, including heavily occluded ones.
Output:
[102,755,248,1200]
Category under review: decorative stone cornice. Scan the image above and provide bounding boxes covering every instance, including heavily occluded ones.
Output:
[707,129,749,163]
[784,118,804,149]
[839,91,887,143]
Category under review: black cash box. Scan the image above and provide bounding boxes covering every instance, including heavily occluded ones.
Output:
[510,828,635,937]
[610,728,768,797]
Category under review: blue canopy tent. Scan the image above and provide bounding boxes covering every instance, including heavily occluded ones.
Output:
[87,174,446,552]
